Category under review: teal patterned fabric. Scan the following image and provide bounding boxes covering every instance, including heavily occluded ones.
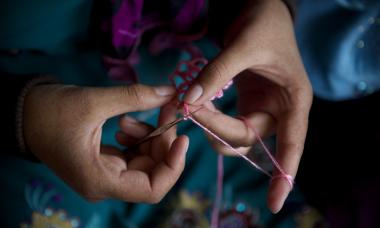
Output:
[0,1,305,227]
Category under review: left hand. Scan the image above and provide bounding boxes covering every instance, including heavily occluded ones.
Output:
[183,0,313,213]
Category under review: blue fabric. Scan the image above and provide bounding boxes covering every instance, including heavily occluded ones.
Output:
[296,0,380,101]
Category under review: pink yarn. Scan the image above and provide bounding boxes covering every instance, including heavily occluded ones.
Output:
[169,57,208,96]
[184,109,271,177]
[239,117,294,189]
[171,56,293,226]
[211,154,223,228]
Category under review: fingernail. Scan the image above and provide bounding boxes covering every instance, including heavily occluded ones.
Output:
[272,198,284,214]
[184,84,203,104]
[155,86,176,96]
[123,115,139,124]
[268,188,290,214]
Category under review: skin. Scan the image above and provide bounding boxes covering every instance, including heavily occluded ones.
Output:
[24,84,188,203]
[22,0,310,213]
[183,0,313,213]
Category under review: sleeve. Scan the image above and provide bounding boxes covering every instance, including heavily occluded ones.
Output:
[207,0,247,44]
[0,73,59,160]
[207,0,297,45]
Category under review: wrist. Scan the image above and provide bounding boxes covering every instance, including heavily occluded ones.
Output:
[18,77,59,160]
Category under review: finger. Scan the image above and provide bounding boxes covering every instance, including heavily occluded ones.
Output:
[116,131,138,147]
[207,135,252,156]
[151,102,179,162]
[127,155,156,173]
[267,109,309,214]
[89,84,176,119]
[150,135,189,201]
[157,101,178,139]
[110,170,153,203]
[76,146,127,202]
[111,136,189,203]
[188,104,275,148]
[119,115,154,139]
[117,115,155,151]
[115,131,152,158]
[183,47,246,105]
[99,146,128,174]
[201,102,248,156]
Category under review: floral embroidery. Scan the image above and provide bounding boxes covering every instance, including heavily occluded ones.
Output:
[295,206,328,228]
[160,191,266,228]
[20,180,80,228]
[219,202,261,228]
[20,209,79,228]
[160,191,210,227]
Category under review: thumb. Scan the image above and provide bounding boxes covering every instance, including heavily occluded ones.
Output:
[183,48,245,105]
[89,84,176,118]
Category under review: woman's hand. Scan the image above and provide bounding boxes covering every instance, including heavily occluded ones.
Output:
[24,84,188,203]
[184,0,312,213]
[115,102,188,199]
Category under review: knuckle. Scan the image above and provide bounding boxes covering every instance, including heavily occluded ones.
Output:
[292,87,313,112]
[233,126,255,147]
[123,85,145,106]
[206,60,230,83]
[303,84,314,107]
[241,134,254,147]
[286,74,313,106]
[280,84,312,114]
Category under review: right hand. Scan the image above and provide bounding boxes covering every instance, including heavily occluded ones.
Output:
[23,83,188,203]
[183,0,312,213]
